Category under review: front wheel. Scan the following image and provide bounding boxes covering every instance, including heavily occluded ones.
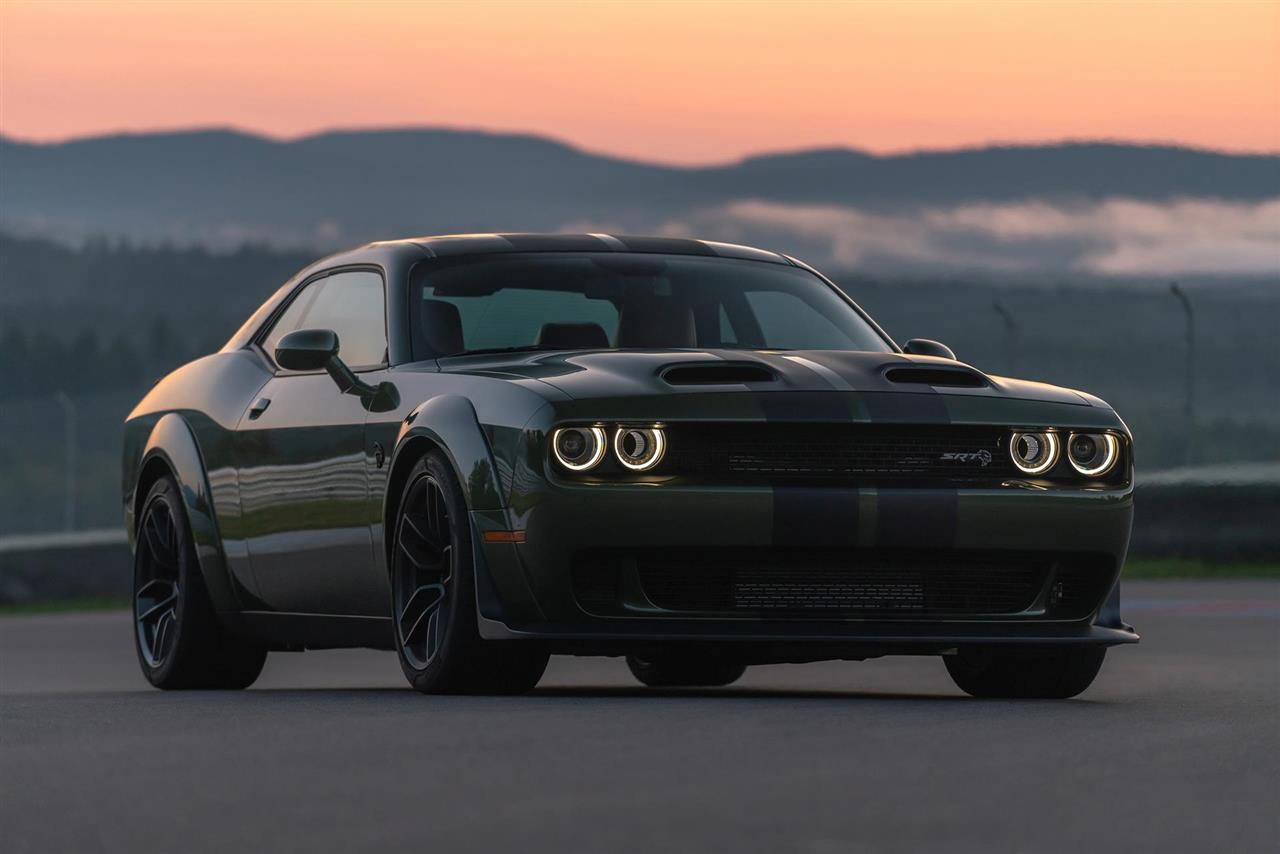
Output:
[391,452,548,694]
[944,646,1106,699]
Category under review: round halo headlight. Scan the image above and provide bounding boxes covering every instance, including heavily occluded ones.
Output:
[1067,432,1120,477]
[1009,430,1059,475]
[613,426,666,471]
[551,426,607,471]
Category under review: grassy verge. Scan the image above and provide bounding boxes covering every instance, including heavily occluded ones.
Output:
[0,596,130,616]
[1124,558,1280,579]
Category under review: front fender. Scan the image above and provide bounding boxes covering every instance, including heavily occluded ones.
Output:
[392,394,505,511]
[130,413,239,613]
[379,395,508,575]
[376,394,550,627]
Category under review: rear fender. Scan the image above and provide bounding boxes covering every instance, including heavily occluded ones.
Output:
[131,413,239,613]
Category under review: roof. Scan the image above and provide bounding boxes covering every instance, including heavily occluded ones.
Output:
[370,233,794,265]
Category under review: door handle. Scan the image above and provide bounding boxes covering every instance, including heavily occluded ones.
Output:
[247,397,271,419]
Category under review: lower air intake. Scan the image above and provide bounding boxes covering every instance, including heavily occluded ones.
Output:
[573,549,1114,619]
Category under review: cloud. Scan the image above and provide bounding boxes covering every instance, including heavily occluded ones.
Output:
[645,197,1280,274]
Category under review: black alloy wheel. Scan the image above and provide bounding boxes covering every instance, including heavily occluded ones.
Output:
[132,476,267,689]
[135,494,182,669]
[391,452,549,694]
[393,471,454,670]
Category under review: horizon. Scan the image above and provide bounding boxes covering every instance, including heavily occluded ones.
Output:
[2,1,1276,165]
[3,123,1277,168]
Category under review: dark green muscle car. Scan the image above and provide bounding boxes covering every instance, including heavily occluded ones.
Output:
[123,233,1137,697]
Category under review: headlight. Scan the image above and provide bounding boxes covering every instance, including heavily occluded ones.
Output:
[551,426,607,471]
[1009,430,1059,475]
[1067,432,1120,477]
[613,426,666,471]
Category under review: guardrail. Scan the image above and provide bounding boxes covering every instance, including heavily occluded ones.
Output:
[1129,463,1280,561]
[0,528,130,604]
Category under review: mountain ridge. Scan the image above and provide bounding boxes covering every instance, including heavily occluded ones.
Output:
[2,128,1277,271]
[4,126,1277,166]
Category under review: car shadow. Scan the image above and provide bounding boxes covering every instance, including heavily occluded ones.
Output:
[238,687,1111,708]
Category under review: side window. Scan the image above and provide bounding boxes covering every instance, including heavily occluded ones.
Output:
[263,271,387,369]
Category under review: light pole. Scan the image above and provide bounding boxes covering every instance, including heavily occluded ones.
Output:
[54,391,77,531]
[1169,282,1195,466]
[993,298,1018,376]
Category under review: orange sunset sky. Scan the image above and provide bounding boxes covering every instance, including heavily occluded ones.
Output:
[1,0,1277,164]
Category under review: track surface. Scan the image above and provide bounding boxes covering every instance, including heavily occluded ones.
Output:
[2,580,1278,854]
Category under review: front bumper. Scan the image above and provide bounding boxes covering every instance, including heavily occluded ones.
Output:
[470,480,1138,653]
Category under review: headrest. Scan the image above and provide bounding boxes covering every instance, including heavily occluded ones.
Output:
[536,322,610,350]
[616,300,696,349]
[421,299,464,356]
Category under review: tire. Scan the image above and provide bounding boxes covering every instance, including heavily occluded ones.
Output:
[626,654,747,688]
[133,476,267,689]
[391,451,549,695]
[944,646,1106,699]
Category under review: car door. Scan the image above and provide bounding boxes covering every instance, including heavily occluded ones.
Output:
[236,269,388,616]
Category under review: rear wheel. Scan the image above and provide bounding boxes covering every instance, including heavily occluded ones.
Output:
[627,654,747,688]
[391,452,548,694]
[944,646,1106,699]
[133,476,267,689]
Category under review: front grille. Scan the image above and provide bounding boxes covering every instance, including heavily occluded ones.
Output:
[661,423,1012,485]
[573,549,1114,620]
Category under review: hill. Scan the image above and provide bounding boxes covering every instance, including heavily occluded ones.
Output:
[2,129,1277,272]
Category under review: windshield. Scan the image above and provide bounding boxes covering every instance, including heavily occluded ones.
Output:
[410,253,892,358]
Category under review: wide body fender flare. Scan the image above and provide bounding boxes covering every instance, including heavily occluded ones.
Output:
[380,394,508,566]
[130,412,239,613]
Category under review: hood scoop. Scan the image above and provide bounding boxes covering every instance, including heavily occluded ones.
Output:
[661,363,777,385]
[884,366,988,388]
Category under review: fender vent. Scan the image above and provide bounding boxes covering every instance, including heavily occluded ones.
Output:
[884,367,987,388]
[662,364,776,385]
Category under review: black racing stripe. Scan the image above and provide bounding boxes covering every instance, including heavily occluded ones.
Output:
[874,489,959,548]
[864,391,960,549]
[758,390,858,547]
[764,355,839,390]
[773,487,860,547]
[757,391,850,423]
[862,391,950,424]
[612,236,717,256]
[419,235,514,257]
[499,234,614,252]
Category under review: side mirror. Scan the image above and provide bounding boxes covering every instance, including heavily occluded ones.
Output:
[275,328,339,372]
[903,338,957,360]
[275,328,387,403]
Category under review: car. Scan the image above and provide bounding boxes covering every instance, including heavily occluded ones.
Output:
[123,233,1138,697]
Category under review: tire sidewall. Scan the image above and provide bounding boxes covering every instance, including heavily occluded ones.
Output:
[133,477,199,687]
[392,453,477,689]
[945,646,1106,699]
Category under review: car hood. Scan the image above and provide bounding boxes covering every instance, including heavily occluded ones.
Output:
[435,349,1097,408]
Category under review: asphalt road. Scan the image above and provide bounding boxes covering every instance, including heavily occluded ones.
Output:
[2,580,1277,854]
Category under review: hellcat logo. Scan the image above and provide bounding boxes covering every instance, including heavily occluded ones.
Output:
[940,450,993,466]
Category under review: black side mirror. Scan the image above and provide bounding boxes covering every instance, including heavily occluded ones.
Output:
[275,328,339,372]
[274,328,390,405]
[903,338,957,360]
